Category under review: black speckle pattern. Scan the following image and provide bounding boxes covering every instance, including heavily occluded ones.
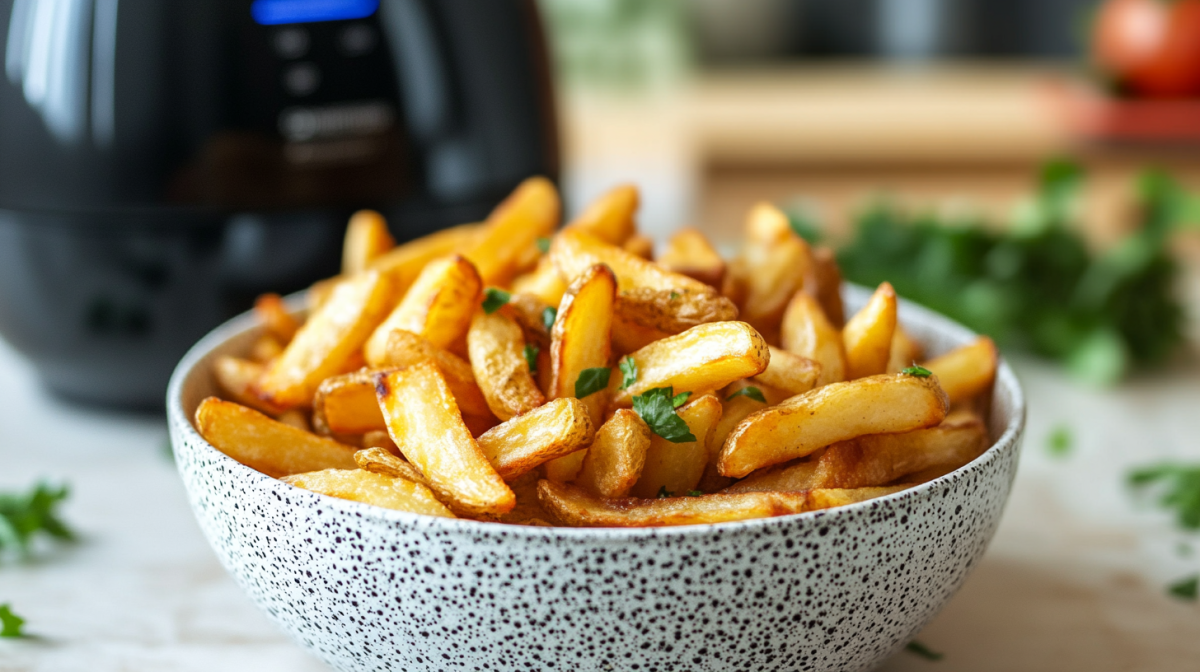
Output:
[167,287,1026,672]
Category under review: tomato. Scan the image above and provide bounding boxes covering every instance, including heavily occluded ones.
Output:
[1092,0,1200,98]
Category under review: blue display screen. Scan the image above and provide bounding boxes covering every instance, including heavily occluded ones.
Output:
[251,0,379,25]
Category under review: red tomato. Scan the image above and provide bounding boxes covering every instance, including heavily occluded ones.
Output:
[1093,0,1200,98]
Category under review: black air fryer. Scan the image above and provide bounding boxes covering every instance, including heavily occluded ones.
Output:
[0,0,558,409]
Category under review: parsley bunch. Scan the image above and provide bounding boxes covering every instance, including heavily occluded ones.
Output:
[0,481,74,558]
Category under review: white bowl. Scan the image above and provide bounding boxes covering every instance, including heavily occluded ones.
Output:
[168,286,1024,672]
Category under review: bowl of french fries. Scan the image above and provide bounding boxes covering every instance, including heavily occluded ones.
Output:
[168,178,1024,672]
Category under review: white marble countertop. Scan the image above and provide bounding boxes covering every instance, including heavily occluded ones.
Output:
[2,334,1199,672]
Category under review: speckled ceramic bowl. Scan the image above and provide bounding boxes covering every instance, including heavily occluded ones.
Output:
[168,286,1024,672]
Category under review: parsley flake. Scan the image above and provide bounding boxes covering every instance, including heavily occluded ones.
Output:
[574,368,611,398]
[0,604,25,638]
[632,387,697,443]
[656,486,673,499]
[481,288,511,314]
[726,386,767,404]
[0,481,74,558]
[618,357,638,391]
[1169,574,1199,601]
[523,344,539,374]
[669,291,680,300]
[686,490,703,497]
[671,391,692,408]
[901,364,932,378]
[905,640,943,661]
[542,306,557,331]
[1046,425,1073,458]
[536,237,551,254]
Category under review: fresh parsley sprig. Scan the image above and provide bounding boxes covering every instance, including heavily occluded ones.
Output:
[574,368,611,398]
[632,387,696,443]
[1127,463,1200,530]
[0,481,74,558]
[726,386,766,403]
[481,288,511,314]
[0,604,25,638]
[542,306,557,331]
[1169,575,1199,601]
[618,357,638,391]
[523,344,539,374]
[901,365,932,378]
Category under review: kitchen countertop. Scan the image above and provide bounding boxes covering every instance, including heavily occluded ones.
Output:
[2,331,1199,671]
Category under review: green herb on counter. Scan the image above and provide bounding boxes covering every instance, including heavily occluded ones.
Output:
[1127,463,1200,530]
[632,387,696,443]
[901,365,932,378]
[905,640,944,661]
[574,368,611,399]
[523,344,539,374]
[1168,575,1199,601]
[0,482,74,558]
[1047,425,1074,458]
[542,306,558,331]
[618,357,638,391]
[481,288,511,314]
[0,604,25,638]
[726,386,766,404]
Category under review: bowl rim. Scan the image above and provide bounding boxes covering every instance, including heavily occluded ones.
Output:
[168,285,1026,540]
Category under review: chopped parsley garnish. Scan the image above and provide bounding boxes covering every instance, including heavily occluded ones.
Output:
[523,344,539,374]
[669,291,680,300]
[542,306,557,331]
[671,391,692,408]
[901,365,932,378]
[1168,574,1199,601]
[632,387,697,443]
[618,357,638,391]
[574,368,611,398]
[686,490,703,497]
[536,237,551,254]
[726,386,767,403]
[0,481,74,558]
[1046,425,1073,458]
[657,486,673,499]
[481,288,511,314]
[0,604,25,638]
[1127,463,1200,530]
[905,640,943,661]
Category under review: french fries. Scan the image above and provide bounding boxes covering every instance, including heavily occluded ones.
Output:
[375,363,515,515]
[630,394,722,498]
[842,282,897,379]
[608,321,769,407]
[538,480,809,527]
[923,336,998,405]
[467,311,546,421]
[258,270,394,408]
[201,180,1001,527]
[781,291,846,386]
[342,210,395,275]
[657,227,726,287]
[718,373,949,478]
[364,255,481,365]
[283,468,453,518]
[196,397,357,476]
[574,409,651,498]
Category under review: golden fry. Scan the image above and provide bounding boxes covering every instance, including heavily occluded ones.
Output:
[922,336,998,405]
[283,468,454,518]
[258,270,394,408]
[780,291,846,386]
[631,394,722,498]
[511,256,567,308]
[611,311,672,355]
[657,227,725,287]
[696,388,770,492]
[375,364,514,515]
[342,210,395,275]
[887,324,925,373]
[549,264,616,428]
[312,368,389,435]
[476,398,595,480]
[842,282,897,379]
[367,222,481,292]
[254,293,301,342]
[752,346,821,398]
[622,234,654,260]
[467,311,546,421]
[538,480,809,527]
[806,246,845,328]
[380,329,494,419]
[574,409,652,498]
[608,321,769,407]
[364,255,482,365]
[738,203,814,341]
[805,486,908,511]
[213,356,283,415]
[464,176,560,285]
[718,373,949,478]
[354,446,427,485]
[567,183,638,245]
[614,287,738,336]
[195,397,357,477]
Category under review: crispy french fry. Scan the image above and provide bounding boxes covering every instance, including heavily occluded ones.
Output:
[254,293,301,342]
[195,397,357,477]
[464,177,560,285]
[364,255,481,365]
[258,270,394,408]
[608,321,769,407]
[611,311,672,355]
[214,356,283,415]
[722,459,820,494]
[498,293,554,392]
[538,480,809,527]
[631,394,722,498]
[805,486,908,511]
[491,472,556,526]
[574,409,652,498]
[250,335,284,364]
[752,346,821,397]
[367,222,481,290]
[282,469,454,518]
[511,256,567,308]
[476,398,594,480]
[567,183,638,245]
[696,387,771,492]
[887,324,925,373]
[355,446,428,485]
[342,210,395,275]
[738,203,814,341]
[781,291,846,386]
[380,329,494,419]
[806,246,845,328]
[614,287,738,336]
[360,430,398,453]
[721,257,749,308]
[467,311,546,421]
[549,264,616,429]
[375,364,515,515]
[718,373,949,478]
[922,336,998,405]
[842,282,897,380]
[657,227,726,287]
[623,234,654,260]
[276,409,310,431]
[312,368,389,435]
